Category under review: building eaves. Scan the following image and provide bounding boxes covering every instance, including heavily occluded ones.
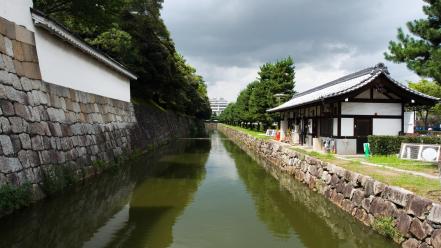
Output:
[30,9,137,80]
[268,63,440,113]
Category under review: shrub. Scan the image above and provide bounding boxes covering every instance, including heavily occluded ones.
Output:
[372,216,403,242]
[0,182,32,213]
[40,166,79,195]
[368,135,441,155]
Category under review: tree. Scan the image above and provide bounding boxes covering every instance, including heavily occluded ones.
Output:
[33,0,211,119]
[249,57,295,129]
[408,79,441,129]
[219,57,296,129]
[385,0,441,84]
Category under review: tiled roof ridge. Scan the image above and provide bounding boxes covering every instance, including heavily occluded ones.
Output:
[293,63,388,99]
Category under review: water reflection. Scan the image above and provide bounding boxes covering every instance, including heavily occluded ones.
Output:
[221,133,397,248]
[0,131,396,248]
[101,143,210,248]
[0,138,210,248]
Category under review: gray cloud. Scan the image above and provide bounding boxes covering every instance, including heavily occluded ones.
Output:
[162,0,426,101]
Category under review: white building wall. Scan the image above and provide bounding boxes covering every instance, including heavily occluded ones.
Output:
[333,118,338,136]
[404,112,415,134]
[341,118,354,136]
[280,115,288,140]
[341,102,401,116]
[0,0,35,31]
[0,0,132,102]
[35,31,131,102]
[372,119,401,135]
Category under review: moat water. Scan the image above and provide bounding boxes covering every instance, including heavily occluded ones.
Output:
[0,131,397,247]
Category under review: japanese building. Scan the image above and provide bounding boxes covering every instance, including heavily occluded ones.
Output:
[268,63,439,155]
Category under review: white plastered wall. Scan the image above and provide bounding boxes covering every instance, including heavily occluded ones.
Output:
[341,118,354,136]
[341,102,401,116]
[280,113,288,140]
[404,112,415,134]
[0,0,35,31]
[35,31,131,102]
[333,118,338,136]
[0,0,132,102]
[373,119,401,135]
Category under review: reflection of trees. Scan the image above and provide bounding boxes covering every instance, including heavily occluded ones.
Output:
[222,139,292,237]
[0,138,210,248]
[103,139,211,248]
[221,135,396,248]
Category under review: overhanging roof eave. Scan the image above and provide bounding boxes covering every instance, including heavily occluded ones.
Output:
[30,9,138,80]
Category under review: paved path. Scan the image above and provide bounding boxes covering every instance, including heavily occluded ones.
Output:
[335,155,439,180]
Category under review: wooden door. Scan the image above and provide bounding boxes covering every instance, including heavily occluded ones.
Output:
[354,118,372,154]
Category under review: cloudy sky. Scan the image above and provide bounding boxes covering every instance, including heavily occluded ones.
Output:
[162,0,426,102]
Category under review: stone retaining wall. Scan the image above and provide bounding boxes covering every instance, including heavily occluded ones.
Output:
[219,124,441,248]
[0,16,137,194]
[0,16,205,205]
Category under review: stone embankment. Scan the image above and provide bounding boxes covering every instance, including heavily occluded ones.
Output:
[219,124,441,248]
[0,16,204,204]
[0,17,136,195]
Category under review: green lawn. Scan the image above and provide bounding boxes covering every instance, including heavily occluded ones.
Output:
[290,147,441,202]
[223,125,272,140]
[342,162,440,201]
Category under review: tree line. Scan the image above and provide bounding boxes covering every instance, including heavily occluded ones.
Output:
[385,0,441,130]
[33,0,211,119]
[219,57,295,130]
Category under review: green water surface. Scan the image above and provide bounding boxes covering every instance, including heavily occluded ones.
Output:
[0,131,396,248]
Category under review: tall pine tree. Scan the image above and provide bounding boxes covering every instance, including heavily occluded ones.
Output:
[385,0,441,83]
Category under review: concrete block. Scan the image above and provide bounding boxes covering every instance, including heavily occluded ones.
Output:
[336,138,357,155]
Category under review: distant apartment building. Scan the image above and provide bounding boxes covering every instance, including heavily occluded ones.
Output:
[210,98,229,116]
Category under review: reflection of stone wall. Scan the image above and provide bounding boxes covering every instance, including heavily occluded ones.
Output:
[223,139,392,247]
[0,167,135,248]
[0,138,210,247]
[0,17,136,191]
[219,124,441,248]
